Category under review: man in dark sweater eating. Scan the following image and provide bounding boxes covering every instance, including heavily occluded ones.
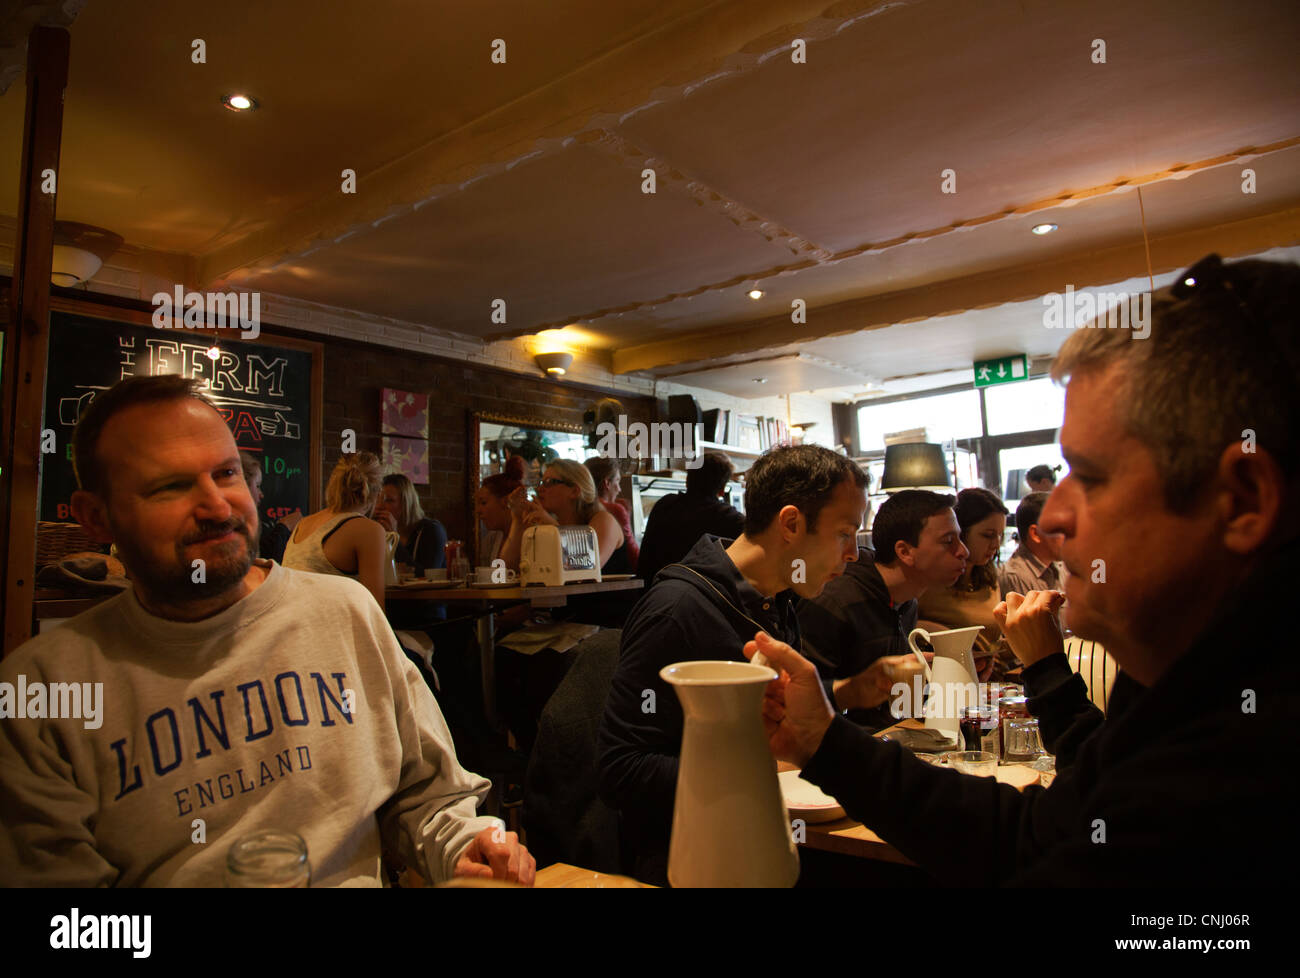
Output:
[597,444,874,885]
[744,254,1300,885]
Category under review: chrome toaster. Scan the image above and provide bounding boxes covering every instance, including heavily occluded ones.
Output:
[520,524,602,586]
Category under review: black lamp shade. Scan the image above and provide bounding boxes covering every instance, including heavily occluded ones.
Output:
[880,443,952,490]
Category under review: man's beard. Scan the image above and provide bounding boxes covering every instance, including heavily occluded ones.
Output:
[113,516,256,607]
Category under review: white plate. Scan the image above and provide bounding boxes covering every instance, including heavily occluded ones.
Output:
[778,769,845,823]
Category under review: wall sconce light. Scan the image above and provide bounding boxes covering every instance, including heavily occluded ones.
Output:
[51,221,123,287]
[534,352,574,376]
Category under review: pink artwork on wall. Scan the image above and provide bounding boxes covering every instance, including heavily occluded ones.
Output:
[381,388,428,438]
[381,435,429,485]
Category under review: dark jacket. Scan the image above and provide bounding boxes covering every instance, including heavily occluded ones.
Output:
[800,541,1300,885]
[798,548,918,729]
[596,535,800,885]
[636,493,745,585]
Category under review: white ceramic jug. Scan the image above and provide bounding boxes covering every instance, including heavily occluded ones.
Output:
[384,531,400,587]
[661,660,799,888]
[907,625,984,743]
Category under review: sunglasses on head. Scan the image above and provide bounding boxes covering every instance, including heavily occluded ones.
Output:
[540,477,572,488]
[1168,253,1258,330]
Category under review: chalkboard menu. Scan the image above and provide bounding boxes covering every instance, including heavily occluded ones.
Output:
[40,310,319,525]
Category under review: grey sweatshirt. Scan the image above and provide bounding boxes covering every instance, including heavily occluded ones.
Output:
[0,560,497,886]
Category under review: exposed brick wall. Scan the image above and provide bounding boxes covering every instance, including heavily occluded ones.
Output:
[318,333,657,543]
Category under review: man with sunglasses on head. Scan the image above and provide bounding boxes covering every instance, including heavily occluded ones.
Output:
[0,376,535,887]
[745,254,1300,885]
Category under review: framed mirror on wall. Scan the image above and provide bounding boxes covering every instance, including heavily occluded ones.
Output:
[466,411,594,564]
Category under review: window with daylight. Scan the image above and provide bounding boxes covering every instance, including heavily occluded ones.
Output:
[983,377,1066,436]
[856,389,982,452]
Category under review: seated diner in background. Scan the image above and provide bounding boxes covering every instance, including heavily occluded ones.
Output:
[636,450,744,585]
[0,374,533,886]
[916,487,1009,680]
[584,456,639,572]
[477,455,526,569]
[515,458,629,574]
[597,444,871,885]
[282,451,388,609]
[798,489,969,730]
[1000,491,1063,599]
[741,253,1300,885]
[1025,463,1058,494]
[238,450,301,563]
[373,473,447,575]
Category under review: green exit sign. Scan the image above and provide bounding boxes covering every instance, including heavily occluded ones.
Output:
[973,354,1029,388]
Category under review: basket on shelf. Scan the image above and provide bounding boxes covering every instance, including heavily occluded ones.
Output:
[36,521,104,568]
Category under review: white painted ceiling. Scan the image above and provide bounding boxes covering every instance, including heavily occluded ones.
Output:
[2,0,1297,399]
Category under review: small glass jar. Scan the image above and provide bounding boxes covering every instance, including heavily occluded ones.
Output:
[225,829,311,888]
[997,695,1030,762]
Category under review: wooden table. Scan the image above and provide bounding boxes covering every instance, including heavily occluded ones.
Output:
[386,577,644,728]
[534,862,652,888]
[787,719,1040,865]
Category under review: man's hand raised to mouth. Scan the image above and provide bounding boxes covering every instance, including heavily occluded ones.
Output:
[743,632,836,768]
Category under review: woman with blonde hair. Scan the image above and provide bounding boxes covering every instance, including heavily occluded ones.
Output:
[282,451,388,609]
[374,473,447,573]
[516,457,629,573]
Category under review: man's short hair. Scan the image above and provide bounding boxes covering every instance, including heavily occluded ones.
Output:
[743,445,868,535]
[686,450,734,497]
[72,374,219,499]
[1025,464,1055,485]
[1051,254,1300,512]
[1015,491,1050,538]
[871,490,956,565]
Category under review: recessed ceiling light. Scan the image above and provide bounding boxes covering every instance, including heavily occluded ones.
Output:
[1183,276,1196,287]
[753,377,767,384]
[748,289,763,300]
[1030,223,1058,235]
[222,93,258,112]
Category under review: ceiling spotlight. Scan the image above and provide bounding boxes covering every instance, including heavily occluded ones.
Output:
[753,377,768,384]
[1030,223,1058,235]
[222,93,258,112]
[534,352,574,376]
[1183,276,1196,287]
[748,289,764,300]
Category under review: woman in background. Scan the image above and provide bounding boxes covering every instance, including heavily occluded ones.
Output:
[584,456,638,572]
[476,455,526,569]
[282,452,387,609]
[916,487,1009,679]
[374,473,447,574]
[516,458,628,573]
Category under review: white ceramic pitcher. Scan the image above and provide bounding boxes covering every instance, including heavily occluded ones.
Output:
[384,531,400,587]
[906,625,984,743]
[661,660,799,888]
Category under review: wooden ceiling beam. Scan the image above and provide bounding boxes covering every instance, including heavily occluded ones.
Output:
[611,204,1300,374]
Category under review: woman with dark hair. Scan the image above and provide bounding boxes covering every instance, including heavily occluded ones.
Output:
[476,463,525,570]
[916,487,1010,678]
[584,455,638,571]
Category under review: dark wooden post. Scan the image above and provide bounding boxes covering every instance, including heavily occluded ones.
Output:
[1,26,70,655]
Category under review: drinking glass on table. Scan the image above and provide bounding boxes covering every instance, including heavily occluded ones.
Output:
[225,829,311,887]
[1002,716,1046,763]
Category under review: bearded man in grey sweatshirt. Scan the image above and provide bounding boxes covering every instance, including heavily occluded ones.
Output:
[0,374,533,887]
